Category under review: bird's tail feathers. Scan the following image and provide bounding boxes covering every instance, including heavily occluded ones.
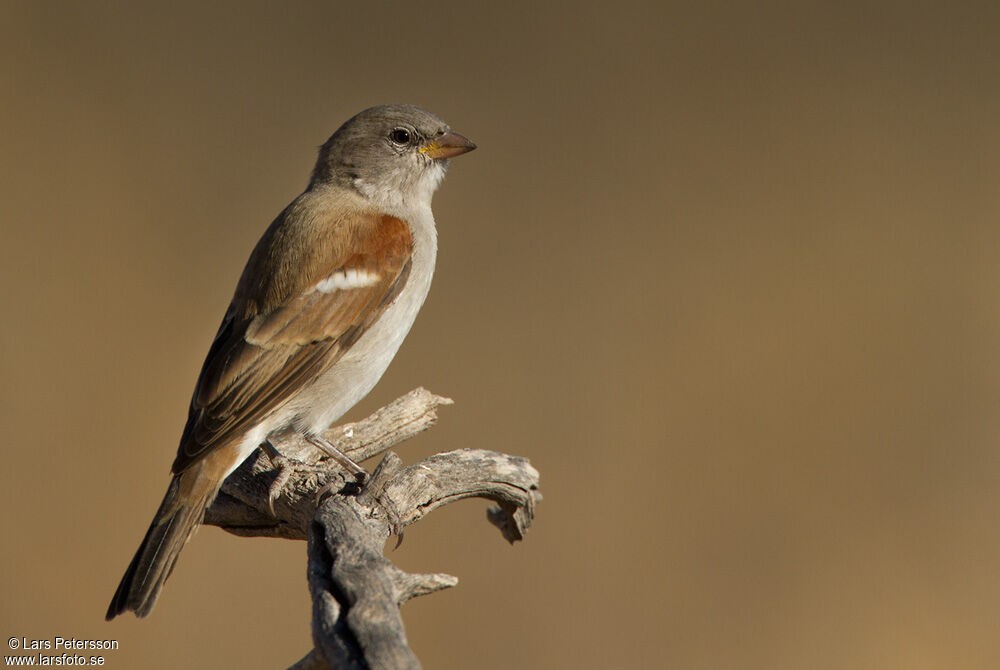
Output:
[105,456,228,620]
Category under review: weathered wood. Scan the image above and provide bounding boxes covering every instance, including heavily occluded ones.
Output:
[204,388,456,539]
[199,388,540,669]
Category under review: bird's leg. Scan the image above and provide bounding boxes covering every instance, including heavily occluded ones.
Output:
[259,439,314,517]
[306,434,367,486]
[307,434,367,504]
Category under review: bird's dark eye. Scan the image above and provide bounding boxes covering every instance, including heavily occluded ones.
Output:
[390,128,411,144]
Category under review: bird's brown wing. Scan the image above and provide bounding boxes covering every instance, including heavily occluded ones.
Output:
[171,211,413,473]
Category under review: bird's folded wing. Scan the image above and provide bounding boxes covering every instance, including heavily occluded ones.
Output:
[171,212,413,473]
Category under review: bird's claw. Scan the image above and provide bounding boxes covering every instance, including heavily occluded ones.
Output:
[260,444,314,517]
[314,469,367,507]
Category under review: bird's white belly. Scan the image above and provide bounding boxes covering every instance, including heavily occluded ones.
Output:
[282,211,436,437]
[289,298,422,434]
[224,290,427,478]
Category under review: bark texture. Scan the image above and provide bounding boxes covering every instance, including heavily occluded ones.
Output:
[201,388,540,669]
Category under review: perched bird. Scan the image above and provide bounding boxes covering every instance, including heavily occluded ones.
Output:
[106,105,475,619]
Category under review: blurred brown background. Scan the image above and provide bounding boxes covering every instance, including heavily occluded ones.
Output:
[3,1,1000,668]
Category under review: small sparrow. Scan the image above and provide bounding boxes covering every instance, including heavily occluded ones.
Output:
[106,105,475,620]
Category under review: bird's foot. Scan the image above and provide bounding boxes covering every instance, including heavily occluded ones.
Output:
[313,475,367,507]
[260,440,314,516]
[309,434,367,505]
[307,434,367,488]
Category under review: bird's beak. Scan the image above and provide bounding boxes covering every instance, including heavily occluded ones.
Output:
[420,132,477,159]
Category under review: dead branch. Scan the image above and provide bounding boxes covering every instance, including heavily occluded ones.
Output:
[201,387,540,669]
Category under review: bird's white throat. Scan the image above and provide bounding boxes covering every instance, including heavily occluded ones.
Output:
[352,160,447,219]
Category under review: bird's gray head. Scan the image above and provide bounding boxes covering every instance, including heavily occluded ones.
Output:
[311,104,476,215]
